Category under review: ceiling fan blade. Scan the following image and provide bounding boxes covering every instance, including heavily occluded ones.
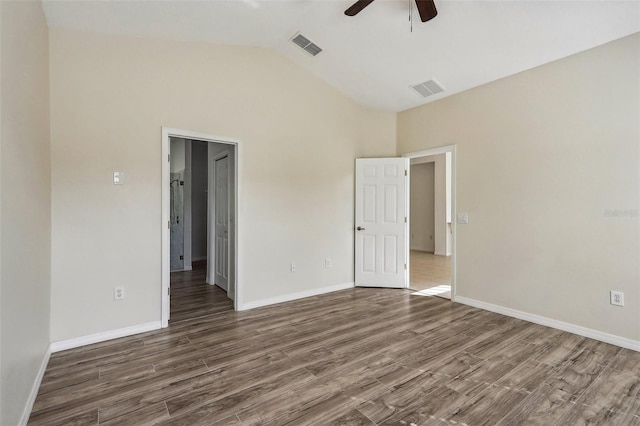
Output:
[415,0,437,22]
[345,0,375,16]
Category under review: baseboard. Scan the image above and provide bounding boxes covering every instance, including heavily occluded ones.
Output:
[192,256,207,262]
[238,282,355,311]
[50,321,162,353]
[456,296,640,352]
[19,344,52,426]
[410,246,434,253]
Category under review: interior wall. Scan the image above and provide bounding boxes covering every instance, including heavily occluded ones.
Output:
[170,138,186,172]
[411,154,450,256]
[191,141,208,261]
[398,33,640,342]
[49,29,396,341]
[0,1,51,424]
[410,162,435,252]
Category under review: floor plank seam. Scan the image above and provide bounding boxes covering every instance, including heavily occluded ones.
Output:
[355,406,376,425]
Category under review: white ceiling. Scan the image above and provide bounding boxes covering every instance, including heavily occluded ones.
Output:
[42,0,640,112]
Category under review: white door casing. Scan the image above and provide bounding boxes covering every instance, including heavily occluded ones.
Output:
[162,127,240,328]
[403,144,457,301]
[355,158,409,288]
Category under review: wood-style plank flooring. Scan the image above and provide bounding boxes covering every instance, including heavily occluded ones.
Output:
[29,286,640,425]
[170,261,233,323]
[410,250,451,295]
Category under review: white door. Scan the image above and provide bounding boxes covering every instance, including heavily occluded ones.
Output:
[355,158,408,288]
[214,155,229,291]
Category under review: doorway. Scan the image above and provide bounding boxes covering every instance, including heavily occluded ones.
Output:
[405,147,454,300]
[354,145,456,300]
[162,128,239,328]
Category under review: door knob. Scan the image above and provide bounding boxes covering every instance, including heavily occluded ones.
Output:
[356,226,365,231]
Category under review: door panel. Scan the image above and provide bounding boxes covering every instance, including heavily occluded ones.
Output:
[355,158,408,288]
[214,155,229,290]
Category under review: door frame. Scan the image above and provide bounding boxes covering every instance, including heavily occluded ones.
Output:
[403,145,456,301]
[161,127,241,327]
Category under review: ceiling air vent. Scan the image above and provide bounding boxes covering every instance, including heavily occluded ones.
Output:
[410,79,445,98]
[291,32,323,57]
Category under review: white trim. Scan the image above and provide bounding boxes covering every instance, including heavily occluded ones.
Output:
[238,282,355,311]
[19,344,52,426]
[50,321,161,353]
[404,159,410,289]
[403,145,456,158]
[456,296,640,352]
[162,127,241,327]
[403,145,457,302]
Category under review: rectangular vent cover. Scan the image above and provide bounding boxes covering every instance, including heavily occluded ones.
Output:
[410,79,445,98]
[291,32,323,57]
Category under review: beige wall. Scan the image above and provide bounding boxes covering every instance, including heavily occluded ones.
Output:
[398,33,640,341]
[0,1,51,424]
[411,153,452,256]
[49,29,396,341]
[410,162,435,252]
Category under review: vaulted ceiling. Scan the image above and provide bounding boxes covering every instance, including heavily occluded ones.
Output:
[42,0,640,112]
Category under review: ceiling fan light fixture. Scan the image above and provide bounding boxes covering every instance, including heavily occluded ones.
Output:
[290,32,323,57]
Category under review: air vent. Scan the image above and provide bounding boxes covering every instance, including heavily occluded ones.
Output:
[291,32,323,57]
[410,79,445,98]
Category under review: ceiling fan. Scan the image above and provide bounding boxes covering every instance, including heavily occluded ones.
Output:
[345,0,438,23]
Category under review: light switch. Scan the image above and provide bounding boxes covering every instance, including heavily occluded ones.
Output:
[457,213,469,224]
[113,171,124,185]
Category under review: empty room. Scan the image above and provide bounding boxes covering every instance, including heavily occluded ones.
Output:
[1,0,639,425]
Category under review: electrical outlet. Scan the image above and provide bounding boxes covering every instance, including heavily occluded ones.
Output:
[290,263,296,273]
[114,287,125,300]
[610,290,624,306]
[325,258,332,268]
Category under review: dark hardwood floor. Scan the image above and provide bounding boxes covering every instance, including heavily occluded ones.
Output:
[29,284,640,425]
[170,261,234,323]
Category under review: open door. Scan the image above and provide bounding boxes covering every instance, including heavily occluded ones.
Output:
[213,153,229,291]
[355,158,409,288]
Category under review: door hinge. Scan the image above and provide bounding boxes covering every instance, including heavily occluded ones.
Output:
[168,220,170,229]
[168,154,171,162]
[404,263,407,270]
[405,170,407,176]
[168,287,171,296]
[404,217,407,223]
